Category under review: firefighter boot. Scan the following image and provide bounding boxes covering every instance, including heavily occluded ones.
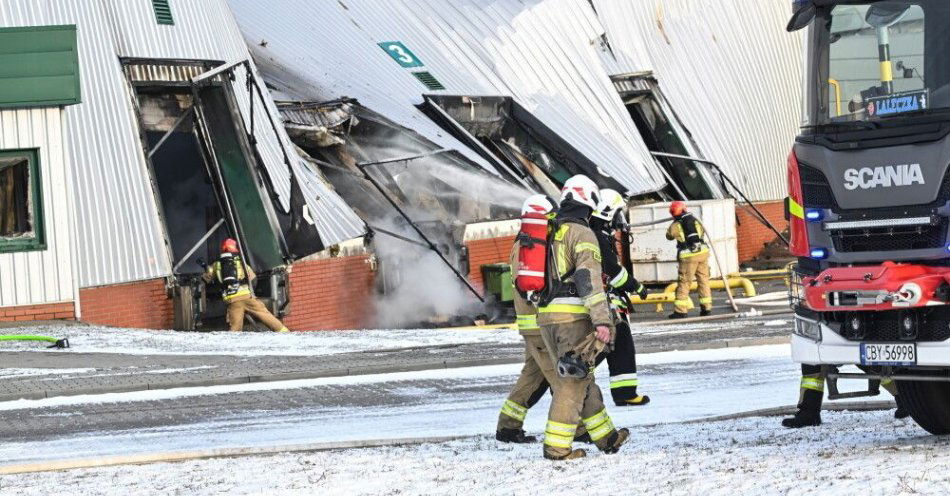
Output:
[543,448,587,461]
[894,395,910,419]
[781,389,823,428]
[496,428,538,444]
[599,428,630,454]
[616,394,650,407]
[668,312,687,320]
[700,308,712,317]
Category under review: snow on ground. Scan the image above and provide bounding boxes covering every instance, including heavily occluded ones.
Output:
[5,410,943,496]
[0,345,855,467]
[0,368,95,379]
[0,324,522,356]
[0,317,770,356]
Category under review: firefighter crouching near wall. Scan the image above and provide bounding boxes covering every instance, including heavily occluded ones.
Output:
[666,201,712,319]
[496,195,558,443]
[203,238,289,333]
[590,189,650,406]
[538,174,629,460]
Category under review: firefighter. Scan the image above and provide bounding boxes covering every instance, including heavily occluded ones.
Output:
[666,201,712,319]
[203,238,289,333]
[537,174,629,460]
[782,364,909,428]
[496,194,558,443]
[590,189,650,406]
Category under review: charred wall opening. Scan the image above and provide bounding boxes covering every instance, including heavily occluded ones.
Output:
[419,95,626,197]
[281,101,532,327]
[612,75,726,201]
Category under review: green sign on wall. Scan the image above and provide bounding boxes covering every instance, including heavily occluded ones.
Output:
[378,41,424,68]
[0,25,81,109]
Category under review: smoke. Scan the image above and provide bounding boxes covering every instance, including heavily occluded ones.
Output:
[296,107,535,327]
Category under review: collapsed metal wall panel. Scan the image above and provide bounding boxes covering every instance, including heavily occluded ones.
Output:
[228,0,669,196]
[101,0,366,248]
[593,0,804,202]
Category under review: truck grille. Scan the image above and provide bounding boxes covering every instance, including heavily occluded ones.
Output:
[830,218,948,252]
[828,307,950,342]
[799,164,838,209]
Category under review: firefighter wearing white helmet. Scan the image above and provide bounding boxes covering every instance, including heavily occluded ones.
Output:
[536,174,629,460]
[497,194,560,443]
[591,189,650,406]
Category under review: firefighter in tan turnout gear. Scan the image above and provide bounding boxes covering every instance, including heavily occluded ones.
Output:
[538,175,629,460]
[666,201,712,319]
[496,195,558,443]
[203,238,289,333]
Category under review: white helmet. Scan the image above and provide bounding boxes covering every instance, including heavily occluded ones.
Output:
[521,194,556,216]
[592,189,625,222]
[560,174,600,210]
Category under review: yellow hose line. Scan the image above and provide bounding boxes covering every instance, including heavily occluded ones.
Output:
[664,277,757,297]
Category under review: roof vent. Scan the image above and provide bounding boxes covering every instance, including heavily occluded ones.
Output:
[412,71,445,91]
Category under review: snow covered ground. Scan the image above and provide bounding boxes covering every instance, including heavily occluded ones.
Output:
[0,345,890,468]
[0,318,774,356]
[5,409,939,496]
[0,342,932,495]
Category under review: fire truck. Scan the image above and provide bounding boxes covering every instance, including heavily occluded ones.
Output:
[787,0,950,433]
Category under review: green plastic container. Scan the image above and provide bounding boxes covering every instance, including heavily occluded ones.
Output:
[481,263,513,302]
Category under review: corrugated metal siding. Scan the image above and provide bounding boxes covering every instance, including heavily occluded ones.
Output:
[0,107,76,306]
[1,0,364,291]
[593,0,803,201]
[102,0,366,247]
[228,0,668,196]
[0,0,172,288]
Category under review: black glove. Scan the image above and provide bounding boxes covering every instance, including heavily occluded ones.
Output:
[637,285,648,300]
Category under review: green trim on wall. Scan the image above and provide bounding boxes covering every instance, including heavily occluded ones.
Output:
[0,25,81,109]
[0,149,46,254]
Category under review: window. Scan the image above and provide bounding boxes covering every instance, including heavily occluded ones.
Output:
[0,149,45,253]
[152,0,175,25]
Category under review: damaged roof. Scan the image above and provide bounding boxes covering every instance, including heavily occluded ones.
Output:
[228,0,669,196]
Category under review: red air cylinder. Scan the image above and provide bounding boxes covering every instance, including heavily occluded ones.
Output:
[516,212,549,293]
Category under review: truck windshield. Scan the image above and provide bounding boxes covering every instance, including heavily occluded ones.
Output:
[807,1,950,127]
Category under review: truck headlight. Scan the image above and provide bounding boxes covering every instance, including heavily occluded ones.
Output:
[794,317,822,341]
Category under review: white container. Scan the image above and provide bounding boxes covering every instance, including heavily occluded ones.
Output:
[628,199,739,283]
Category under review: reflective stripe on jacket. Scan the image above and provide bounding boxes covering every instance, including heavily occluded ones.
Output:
[538,221,612,327]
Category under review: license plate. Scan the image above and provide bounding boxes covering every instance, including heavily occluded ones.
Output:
[860,343,917,366]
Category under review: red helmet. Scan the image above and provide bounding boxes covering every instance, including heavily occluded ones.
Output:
[221,238,240,254]
[669,201,687,217]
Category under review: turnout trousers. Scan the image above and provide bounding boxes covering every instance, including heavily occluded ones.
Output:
[540,319,619,458]
[674,251,712,314]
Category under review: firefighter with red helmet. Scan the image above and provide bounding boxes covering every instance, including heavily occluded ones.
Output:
[203,238,289,332]
[666,201,712,319]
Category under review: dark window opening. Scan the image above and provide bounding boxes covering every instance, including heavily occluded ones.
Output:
[419,95,624,197]
[614,76,725,200]
[0,149,44,253]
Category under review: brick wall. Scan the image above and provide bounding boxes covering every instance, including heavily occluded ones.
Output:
[284,255,376,330]
[466,235,516,295]
[79,279,174,329]
[0,301,75,323]
[735,200,788,262]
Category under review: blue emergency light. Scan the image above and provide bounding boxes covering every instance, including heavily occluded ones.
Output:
[805,209,823,222]
[810,247,829,260]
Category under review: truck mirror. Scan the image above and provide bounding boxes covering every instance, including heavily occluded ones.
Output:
[787,3,816,32]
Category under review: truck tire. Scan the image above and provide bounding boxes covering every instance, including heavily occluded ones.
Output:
[896,371,950,435]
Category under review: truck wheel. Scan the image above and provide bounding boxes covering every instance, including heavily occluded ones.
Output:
[896,371,950,435]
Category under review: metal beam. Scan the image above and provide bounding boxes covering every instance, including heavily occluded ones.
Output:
[650,151,789,246]
[172,218,226,272]
[356,149,451,168]
[147,107,194,160]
